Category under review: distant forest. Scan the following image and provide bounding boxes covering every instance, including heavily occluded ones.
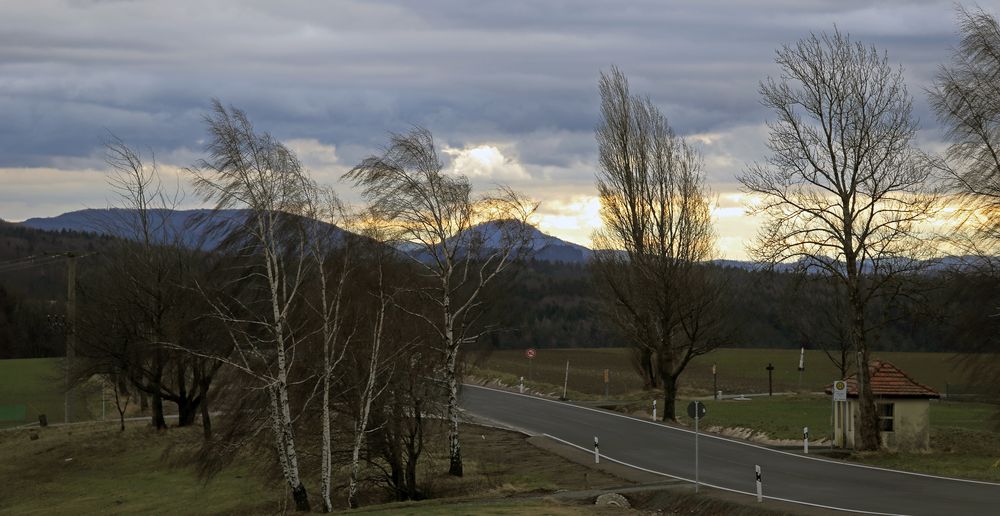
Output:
[1,221,996,359]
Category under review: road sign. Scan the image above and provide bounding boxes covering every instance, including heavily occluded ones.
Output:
[833,380,847,402]
[687,401,707,419]
[525,348,536,359]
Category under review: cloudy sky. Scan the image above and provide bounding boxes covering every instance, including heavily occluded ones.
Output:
[1,0,995,258]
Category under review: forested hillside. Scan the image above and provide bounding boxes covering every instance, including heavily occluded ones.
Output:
[1,221,994,358]
[0,221,113,358]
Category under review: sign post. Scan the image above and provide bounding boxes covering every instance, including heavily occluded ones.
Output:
[831,380,847,448]
[525,348,536,381]
[687,401,707,493]
[603,369,609,398]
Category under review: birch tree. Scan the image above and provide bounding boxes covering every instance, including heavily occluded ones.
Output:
[300,184,355,513]
[189,100,313,511]
[345,127,535,476]
[739,30,936,450]
[591,66,726,421]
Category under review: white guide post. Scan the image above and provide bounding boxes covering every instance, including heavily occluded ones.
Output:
[803,426,809,454]
[593,436,600,464]
[755,465,763,502]
[519,376,524,394]
[652,399,657,421]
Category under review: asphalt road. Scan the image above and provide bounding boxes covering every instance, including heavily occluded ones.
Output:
[460,384,1000,516]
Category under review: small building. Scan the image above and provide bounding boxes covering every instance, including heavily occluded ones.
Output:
[825,360,939,451]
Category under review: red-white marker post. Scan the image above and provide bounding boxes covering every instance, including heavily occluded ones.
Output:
[755,465,763,502]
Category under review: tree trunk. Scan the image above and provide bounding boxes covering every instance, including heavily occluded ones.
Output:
[662,375,678,422]
[177,398,199,427]
[404,397,424,501]
[291,483,310,512]
[850,290,880,451]
[151,390,167,429]
[200,383,212,440]
[855,348,880,450]
[445,346,463,477]
[320,370,333,513]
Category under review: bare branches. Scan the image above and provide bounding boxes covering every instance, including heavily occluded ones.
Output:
[346,126,536,477]
[740,29,936,451]
[931,5,1000,251]
[591,66,724,421]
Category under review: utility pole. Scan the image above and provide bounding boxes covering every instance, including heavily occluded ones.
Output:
[65,252,77,424]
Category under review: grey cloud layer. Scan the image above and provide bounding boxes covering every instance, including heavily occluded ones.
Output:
[0,0,992,214]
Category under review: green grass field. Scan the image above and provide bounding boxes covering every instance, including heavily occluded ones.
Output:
[0,358,107,428]
[473,347,977,398]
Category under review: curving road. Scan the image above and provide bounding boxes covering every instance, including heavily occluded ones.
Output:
[460,384,1000,516]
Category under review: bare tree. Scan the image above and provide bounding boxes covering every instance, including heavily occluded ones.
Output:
[76,136,223,435]
[345,127,536,476]
[591,67,725,421]
[189,100,313,511]
[930,5,1000,419]
[739,30,937,450]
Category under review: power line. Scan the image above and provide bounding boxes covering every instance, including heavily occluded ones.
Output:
[0,252,97,275]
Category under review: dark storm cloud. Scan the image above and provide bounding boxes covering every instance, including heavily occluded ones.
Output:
[0,0,993,216]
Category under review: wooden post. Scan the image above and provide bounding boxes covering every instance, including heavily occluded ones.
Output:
[65,253,77,424]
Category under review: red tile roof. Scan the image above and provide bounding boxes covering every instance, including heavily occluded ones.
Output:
[825,360,939,399]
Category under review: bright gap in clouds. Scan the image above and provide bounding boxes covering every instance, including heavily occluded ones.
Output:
[443,144,530,181]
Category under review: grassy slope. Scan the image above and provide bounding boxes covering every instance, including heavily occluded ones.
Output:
[0,419,633,515]
[0,423,281,515]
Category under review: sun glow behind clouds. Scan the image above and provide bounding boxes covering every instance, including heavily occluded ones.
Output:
[535,196,602,247]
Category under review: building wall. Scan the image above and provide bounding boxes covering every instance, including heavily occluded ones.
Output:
[833,398,931,451]
[882,399,931,450]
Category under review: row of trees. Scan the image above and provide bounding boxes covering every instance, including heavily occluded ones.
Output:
[594,6,1000,449]
[75,104,534,511]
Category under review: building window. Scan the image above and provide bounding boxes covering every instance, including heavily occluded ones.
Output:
[878,403,894,432]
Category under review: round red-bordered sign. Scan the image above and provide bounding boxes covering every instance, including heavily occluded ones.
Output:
[525,348,536,359]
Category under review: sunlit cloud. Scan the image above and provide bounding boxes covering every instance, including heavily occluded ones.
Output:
[443,144,530,181]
